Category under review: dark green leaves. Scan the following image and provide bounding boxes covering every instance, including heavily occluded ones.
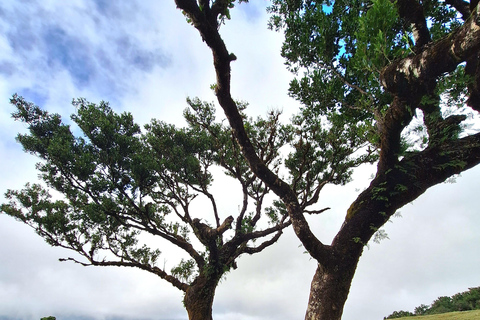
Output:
[353,0,405,73]
[269,0,476,174]
[146,119,213,187]
[3,95,293,289]
[171,258,197,283]
[286,105,377,203]
[4,97,199,269]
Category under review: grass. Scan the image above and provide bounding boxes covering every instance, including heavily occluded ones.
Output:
[393,310,480,320]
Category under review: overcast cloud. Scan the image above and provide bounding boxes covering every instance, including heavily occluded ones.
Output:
[0,1,479,320]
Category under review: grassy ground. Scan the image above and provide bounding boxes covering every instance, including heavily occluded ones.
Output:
[393,310,480,320]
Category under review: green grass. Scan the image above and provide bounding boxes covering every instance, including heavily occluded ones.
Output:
[394,310,480,320]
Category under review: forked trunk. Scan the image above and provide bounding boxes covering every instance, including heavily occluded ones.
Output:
[305,260,359,320]
[183,273,219,320]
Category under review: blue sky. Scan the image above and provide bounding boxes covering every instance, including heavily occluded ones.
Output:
[1,1,480,320]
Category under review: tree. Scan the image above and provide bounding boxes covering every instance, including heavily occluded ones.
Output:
[414,304,430,316]
[3,1,480,320]
[384,310,414,319]
[451,287,480,312]
[174,0,480,319]
[1,95,292,320]
[386,286,480,317]
[429,296,454,314]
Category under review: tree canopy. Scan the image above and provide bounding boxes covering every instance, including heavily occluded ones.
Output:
[2,95,294,320]
[2,0,480,320]
[385,286,480,318]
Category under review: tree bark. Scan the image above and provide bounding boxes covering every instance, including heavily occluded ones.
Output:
[305,256,360,320]
[184,273,219,320]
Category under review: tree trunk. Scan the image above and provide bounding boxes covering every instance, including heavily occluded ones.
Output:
[184,273,219,320]
[305,259,359,320]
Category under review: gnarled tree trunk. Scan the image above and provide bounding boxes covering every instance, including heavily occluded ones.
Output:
[184,273,220,320]
[305,248,362,320]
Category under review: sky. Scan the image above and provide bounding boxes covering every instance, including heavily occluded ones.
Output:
[0,1,479,320]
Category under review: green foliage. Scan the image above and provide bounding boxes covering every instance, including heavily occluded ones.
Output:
[372,228,389,244]
[2,94,295,302]
[4,1,479,319]
[265,200,287,226]
[415,304,430,316]
[171,258,197,284]
[385,287,480,319]
[422,0,462,41]
[386,310,480,320]
[353,0,406,72]
[385,310,415,319]
[268,0,398,114]
[2,90,385,308]
[183,97,292,202]
[268,0,473,157]
[430,296,455,314]
[184,95,370,213]
[437,65,470,104]
[285,101,378,205]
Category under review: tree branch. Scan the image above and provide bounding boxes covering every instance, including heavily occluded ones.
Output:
[395,0,431,50]
[380,10,480,97]
[465,51,480,112]
[338,131,480,248]
[242,229,284,254]
[61,257,189,292]
[376,97,415,173]
[445,0,471,20]
[305,207,331,215]
[177,1,331,262]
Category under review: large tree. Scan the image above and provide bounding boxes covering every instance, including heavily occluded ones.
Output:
[3,0,480,319]
[2,95,293,320]
[174,0,480,319]
[2,3,381,320]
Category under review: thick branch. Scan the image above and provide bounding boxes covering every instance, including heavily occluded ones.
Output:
[465,51,480,111]
[338,131,480,249]
[380,11,480,97]
[376,97,415,172]
[445,0,471,19]
[396,0,431,49]
[192,215,234,246]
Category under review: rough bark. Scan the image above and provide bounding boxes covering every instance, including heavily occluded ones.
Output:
[380,6,480,97]
[395,0,431,49]
[184,273,220,320]
[305,259,360,320]
[302,130,480,319]
[466,51,480,111]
